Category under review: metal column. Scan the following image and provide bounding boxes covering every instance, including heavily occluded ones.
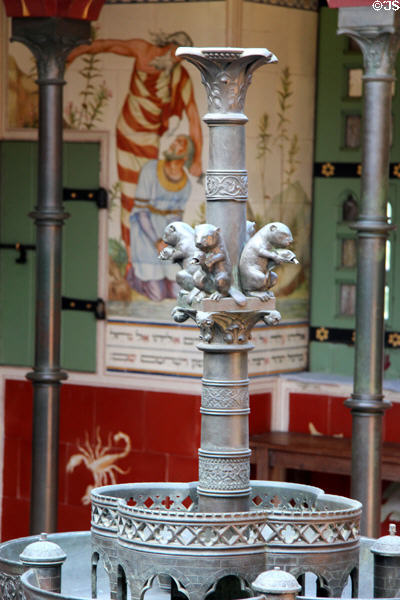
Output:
[11,17,90,534]
[175,48,278,513]
[338,8,400,537]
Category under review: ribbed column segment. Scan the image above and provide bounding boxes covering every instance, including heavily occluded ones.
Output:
[198,350,251,512]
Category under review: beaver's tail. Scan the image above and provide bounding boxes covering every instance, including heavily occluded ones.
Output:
[229,286,247,307]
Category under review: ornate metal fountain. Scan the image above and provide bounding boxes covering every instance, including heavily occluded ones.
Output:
[88,47,362,600]
[0,47,363,600]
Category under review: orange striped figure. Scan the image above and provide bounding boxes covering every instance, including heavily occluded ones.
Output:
[68,31,203,267]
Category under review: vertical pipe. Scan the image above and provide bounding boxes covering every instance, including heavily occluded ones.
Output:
[29,49,66,534]
[338,9,399,537]
[348,76,392,538]
[11,17,90,534]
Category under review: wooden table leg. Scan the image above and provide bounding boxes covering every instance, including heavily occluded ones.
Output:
[270,464,286,481]
[253,446,271,480]
[270,450,286,481]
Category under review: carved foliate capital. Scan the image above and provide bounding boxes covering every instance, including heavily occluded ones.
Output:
[12,17,90,82]
[347,31,398,78]
[338,11,400,79]
[176,47,277,121]
[172,305,281,345]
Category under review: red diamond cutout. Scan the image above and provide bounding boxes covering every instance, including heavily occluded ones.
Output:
[182,495,194,509]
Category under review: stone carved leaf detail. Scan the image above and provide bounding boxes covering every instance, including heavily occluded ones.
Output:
[358,33,395,74]
[203,69,253,113]
[197,312,250,344]
[202,386,248,409]
[177,47,277,117]
[180,309,281,344]
[340,29,399,77]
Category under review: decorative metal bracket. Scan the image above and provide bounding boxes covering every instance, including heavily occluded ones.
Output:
[173,304,281,345]
[63,187,108,209]
[62,297,106,320]
[0,242,36,263]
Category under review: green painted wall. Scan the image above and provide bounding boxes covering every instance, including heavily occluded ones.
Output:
[311,8,400,378]
[0,140,100,372]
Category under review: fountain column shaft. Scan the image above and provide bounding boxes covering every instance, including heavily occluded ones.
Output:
[176,47,277,514]
[198,347,251,512]
[207,124,247,272]
[200,118,250,512]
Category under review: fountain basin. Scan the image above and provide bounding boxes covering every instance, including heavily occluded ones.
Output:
[90,481,361,599]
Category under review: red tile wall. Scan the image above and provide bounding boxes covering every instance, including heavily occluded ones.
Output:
[1,379,271,541]
[288,392,400,535]
[289,393,352,437]
[289,392,400,442]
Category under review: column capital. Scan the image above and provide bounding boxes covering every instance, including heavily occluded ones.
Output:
[338,8,400,78]
[12,17,90,82]
[172,298,280,346]
[176,47,277,123]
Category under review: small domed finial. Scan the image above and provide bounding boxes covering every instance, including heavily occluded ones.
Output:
[372,521,400,598]
[19,533,67,566]
[253,568,301,595]
[372,524,400,557]
[19,533,67,595]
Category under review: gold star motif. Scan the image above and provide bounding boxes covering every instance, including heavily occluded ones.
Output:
[321,162,335,178]
[388,332,400,347]
[356,164,362,176]
[316,327,329,342]
[393,164,400,178]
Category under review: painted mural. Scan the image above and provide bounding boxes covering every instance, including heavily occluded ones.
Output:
[251,66,311,321]
[66,29,203,306]
[6,2,317,374]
